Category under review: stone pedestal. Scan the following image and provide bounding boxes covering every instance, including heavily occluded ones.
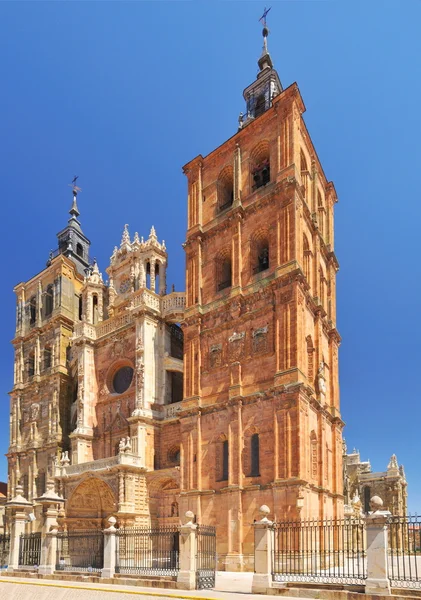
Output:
[102,517,117,578]
[252,505,274,594]
[35,481,64,575]
[365,497,391,595]
[5,485,32,572]
[176,511,197,590]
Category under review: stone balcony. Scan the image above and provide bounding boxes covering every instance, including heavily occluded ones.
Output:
[54,452,145,478]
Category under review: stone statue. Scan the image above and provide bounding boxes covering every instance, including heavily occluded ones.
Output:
[317,361,326,395]
[119,438,125,453]
[124,436,132,452]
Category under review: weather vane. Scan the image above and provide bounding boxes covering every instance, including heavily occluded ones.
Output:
[259,6,271,28]
[69,175,82,195]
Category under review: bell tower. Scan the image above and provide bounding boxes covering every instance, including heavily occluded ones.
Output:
[181,19,343,571]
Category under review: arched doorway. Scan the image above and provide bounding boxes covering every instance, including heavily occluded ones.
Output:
[66,477,117,530]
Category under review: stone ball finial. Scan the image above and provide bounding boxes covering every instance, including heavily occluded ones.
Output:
[370,496,384,512]
[259,505,270,517]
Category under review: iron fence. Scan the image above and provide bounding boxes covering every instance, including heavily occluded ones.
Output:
[196,525,217,589]
[56,530,104,572]
[0,534,10,569]
[388,515,421,588]
[19,532,41,567]
[116,526,180,576]
[272,518,366,585]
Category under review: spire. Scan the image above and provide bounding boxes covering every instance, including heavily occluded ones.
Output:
[149,225,157,241]
[120,224,131,250]
[258,8,273,71]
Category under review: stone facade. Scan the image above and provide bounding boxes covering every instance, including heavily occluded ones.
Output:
[8,30,344,571]
[344,448,407,516]
[180,36,342,570]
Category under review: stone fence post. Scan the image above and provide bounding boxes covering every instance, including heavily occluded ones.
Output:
[365,496,391,596]
[36,480,65,575]
[102,516,117,579]
[252,505,274,594]
[5,484,32,572]
[176,511,197,590]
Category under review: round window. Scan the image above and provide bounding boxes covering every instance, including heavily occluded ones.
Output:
[113,366,134,394]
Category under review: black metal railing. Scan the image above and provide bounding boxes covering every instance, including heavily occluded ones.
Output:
[388,515,421,588]
[56,530,104,572]
[116,526,180,576]
[0,534,10,569]
[196,525,217,589]
[272,518,366,585]
[19,532,41,567]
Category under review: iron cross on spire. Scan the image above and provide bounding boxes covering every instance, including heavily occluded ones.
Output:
[259,6,271,28]
[69,175,82,195]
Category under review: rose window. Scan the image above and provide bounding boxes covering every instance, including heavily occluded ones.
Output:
[113,366,134,394]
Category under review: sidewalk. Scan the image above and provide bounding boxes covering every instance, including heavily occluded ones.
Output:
[0,572,287,600]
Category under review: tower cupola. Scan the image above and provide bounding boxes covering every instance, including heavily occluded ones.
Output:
[50,178,92,275]
[239,9,282,128]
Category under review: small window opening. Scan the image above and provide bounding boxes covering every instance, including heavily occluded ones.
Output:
[76,243,84,258]
[92,294,98,325]
[252,160,270,191]
[155,263,160,294]
[167,371,183,404]
[44,347,52,370]
[254,241,269,274]
[254,94,266,118]
[218,258,232,291]
[222,440,229,481]
[45,285,53,317]
[250,433,260,476]
[78,295,83,320]
[28,354,35,378]
[146,262,151,290]
[29,297,37,326]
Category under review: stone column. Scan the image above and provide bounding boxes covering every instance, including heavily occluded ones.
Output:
[150,261,156,293]
[176,511,197,590]
[365,496,391,595]
[102,516,117,578]
[36,480,64,575]
[5,484,33,571]
[252,505,274,594]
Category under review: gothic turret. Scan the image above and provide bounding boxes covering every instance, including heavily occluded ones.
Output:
[51,182,91,276]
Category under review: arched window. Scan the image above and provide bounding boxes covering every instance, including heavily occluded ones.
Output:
[254,93,266,118]
[45,285,53,317]
[92,294,98,325]
[76,243,84,258]
[251,142,270,191]
[250,433,260,476]
[78,295,83,320]
[254,237,269,274]
[29,296,37,326]
[217,256,232,291]
[217,166,234,212]
[364,486,371,513]
[222,440,229,481]
[44,347,52,370]
[303,235,311,282]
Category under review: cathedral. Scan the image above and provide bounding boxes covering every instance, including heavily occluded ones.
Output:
[7,25,343,570]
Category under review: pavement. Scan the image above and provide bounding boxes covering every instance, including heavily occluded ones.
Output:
[0,572,286,600]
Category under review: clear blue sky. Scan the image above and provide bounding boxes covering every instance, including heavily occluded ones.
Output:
[0,1,420,510]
